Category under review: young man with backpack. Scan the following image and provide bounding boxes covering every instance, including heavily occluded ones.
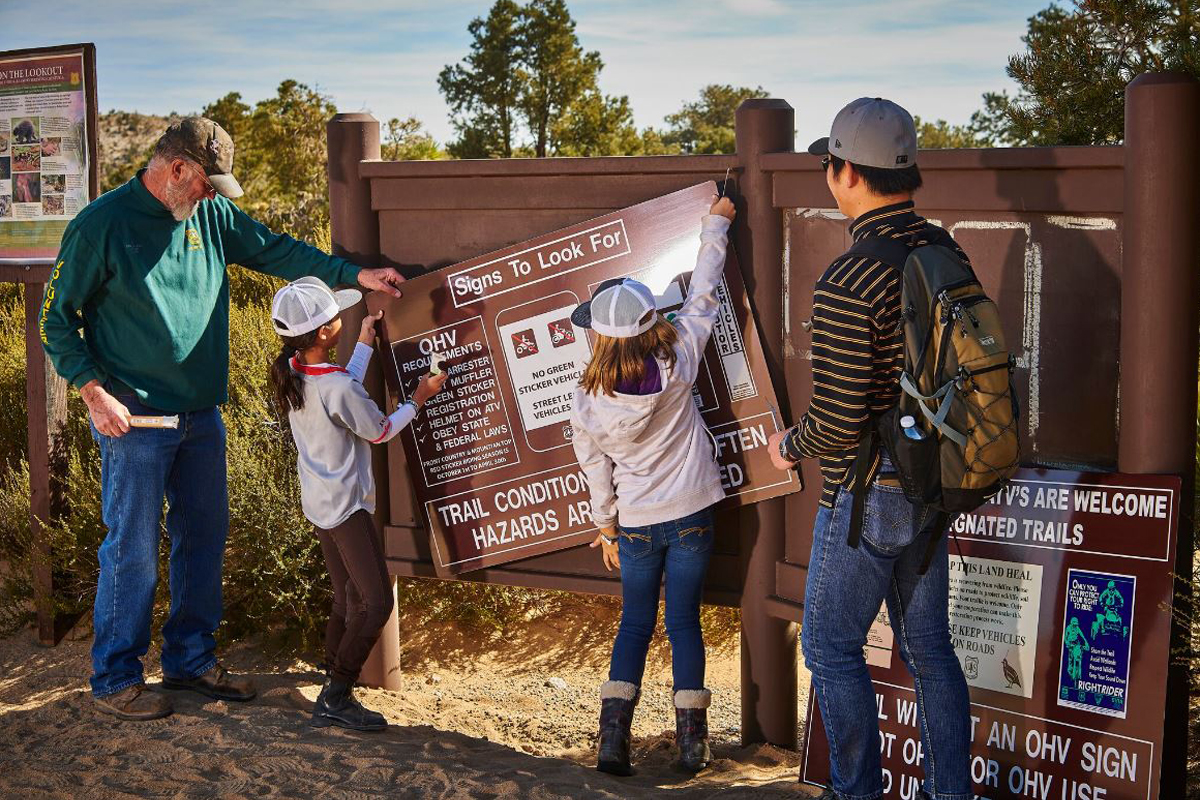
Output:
[768,98,1018,800]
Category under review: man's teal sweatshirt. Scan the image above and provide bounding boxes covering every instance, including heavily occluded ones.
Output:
[39,171,360,412]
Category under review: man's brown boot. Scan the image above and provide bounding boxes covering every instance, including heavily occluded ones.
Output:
[161,662,256,702]
[94,683,173,721]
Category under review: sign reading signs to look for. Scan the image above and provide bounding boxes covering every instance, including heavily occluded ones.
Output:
[802,468,1180,800]
[367,182,798,576]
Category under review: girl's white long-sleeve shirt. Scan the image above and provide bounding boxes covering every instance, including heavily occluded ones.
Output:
[289,343,416,530]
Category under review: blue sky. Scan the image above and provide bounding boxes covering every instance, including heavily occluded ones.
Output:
[0,0,1048,149]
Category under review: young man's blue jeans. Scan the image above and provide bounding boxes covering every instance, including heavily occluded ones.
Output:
[89,392,228,698]
[609,507,714,691]
[803,459,972,800]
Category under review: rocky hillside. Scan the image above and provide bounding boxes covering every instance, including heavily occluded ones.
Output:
[97,110,174,192]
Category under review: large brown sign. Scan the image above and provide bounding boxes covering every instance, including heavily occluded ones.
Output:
[802,469,1180,800]
[367,182,799,576]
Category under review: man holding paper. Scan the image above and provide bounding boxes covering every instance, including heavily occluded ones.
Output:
[39,117,406,721]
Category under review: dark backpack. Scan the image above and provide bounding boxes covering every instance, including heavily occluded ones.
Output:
[844,231,1020,570]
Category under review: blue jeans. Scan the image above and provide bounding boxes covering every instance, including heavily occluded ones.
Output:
[89,393,228,698]
[802,459,972,800]
[609,507,714,691]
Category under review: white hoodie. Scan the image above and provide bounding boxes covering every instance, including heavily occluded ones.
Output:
[570,214,732,529]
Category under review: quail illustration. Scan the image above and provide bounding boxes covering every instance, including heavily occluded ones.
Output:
[1002,657,1022,689]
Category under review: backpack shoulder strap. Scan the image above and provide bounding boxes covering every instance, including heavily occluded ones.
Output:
[841,233,913,550]
[845,235,915,272]
[846,429,876,549]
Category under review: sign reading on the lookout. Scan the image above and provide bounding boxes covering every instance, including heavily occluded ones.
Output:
[0,44,97,261]
[802,468,1180,800]
[368,182,798,576]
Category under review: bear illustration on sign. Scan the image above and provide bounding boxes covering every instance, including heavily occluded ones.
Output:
[12,119,37,144]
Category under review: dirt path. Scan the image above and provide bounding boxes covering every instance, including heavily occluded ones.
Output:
[0,599,819,798]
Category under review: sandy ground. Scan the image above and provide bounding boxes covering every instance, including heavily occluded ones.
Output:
[0,599,820,799]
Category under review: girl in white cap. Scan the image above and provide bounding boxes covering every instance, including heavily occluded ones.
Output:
[570,196,735,776]
[267,277,447,731]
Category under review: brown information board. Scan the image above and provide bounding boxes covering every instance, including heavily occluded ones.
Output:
[367,182,799,576]
[802,468,1180,800]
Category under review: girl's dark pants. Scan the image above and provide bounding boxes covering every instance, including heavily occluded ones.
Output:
[315,510,393,684]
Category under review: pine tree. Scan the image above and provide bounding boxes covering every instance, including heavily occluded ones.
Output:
[913,116,991,149]
[978,0,1199,145]
[438,0,524,158]
[551,91,635,156]
[550,92,675,156]
[202,92,251,143]
[662,84,769,154]
[201,81,337,241]
[517,0,603,157]
[968,92,1021,147]
[381,117,446,161]
[439,0,640,157]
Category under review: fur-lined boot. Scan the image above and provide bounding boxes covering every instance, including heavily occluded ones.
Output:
[673,688,712,772]
[597,679,639,776]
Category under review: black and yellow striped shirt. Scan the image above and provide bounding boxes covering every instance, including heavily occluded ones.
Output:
[782,201,969,507]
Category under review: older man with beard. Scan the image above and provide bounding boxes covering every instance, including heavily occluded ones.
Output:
[39,117,405,721]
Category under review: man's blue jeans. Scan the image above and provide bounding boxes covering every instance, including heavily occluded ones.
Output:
[609,507,714,691]
[89,393,228,698]
[803,461,972,800]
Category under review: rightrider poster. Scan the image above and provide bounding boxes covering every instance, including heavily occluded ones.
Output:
[367,182,799,577]
[802,468,1180,800]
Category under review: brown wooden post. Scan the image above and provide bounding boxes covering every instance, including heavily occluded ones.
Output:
[735,99,799,747]
[23,274,67,646]
[1119,72,1200,799]
[326,113,402,690]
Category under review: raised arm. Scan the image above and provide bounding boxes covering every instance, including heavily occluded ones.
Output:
[346,310,383,384]
[217,197,405,298]
[345,343,373,385]
[671,198,735,371]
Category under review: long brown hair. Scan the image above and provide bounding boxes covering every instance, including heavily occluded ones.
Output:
[580,316,678,397]
[269,329,320,414]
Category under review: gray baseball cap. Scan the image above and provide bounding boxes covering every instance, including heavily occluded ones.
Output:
[808,98,918,170]
[157,116,244,198]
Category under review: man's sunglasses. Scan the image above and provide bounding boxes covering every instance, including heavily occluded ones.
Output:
[820,155,832,171]
[184,161,215,194]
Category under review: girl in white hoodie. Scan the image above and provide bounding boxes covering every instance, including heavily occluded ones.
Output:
[570,196,735,776]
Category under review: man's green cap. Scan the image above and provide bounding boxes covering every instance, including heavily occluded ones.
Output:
[157,116,243,199]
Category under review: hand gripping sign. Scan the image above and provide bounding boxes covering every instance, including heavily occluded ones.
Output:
[367,182,799,577]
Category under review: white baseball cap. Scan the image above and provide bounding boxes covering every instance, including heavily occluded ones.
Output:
[271,276,362,337]
[571,277,658,339]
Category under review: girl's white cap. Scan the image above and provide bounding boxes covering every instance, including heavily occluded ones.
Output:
[271,277,362,337]
[571,277,658,338]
